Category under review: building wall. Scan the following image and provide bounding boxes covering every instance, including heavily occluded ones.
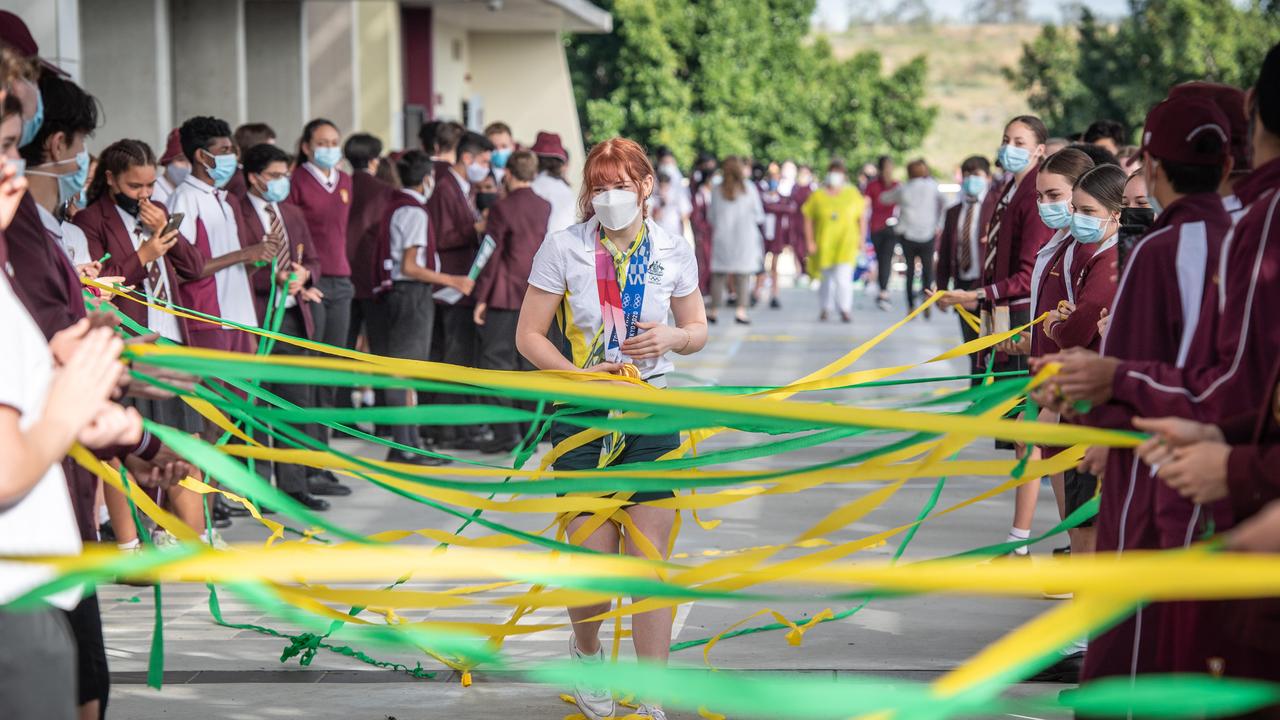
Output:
[6,0,79,80]
[303,0,356,133]
[79,0,169,150]
[170,0,245,126]
[467,31,587,190]
[244,0,304,142]
[356,0,401,148]
[430,18,468,124]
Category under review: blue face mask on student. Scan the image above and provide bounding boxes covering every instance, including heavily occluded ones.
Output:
[490,148,512,169]
[19,82,43,148]
[1070,212,1113,244]
[263,176,291,204]
[203,150,238,189]
[961,175,987,198]
[28,150,89,204]
[998,144,1032,174]
[1037,200,1071,229]
[312,146,342,170]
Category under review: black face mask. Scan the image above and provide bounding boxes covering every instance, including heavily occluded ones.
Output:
[1119,206,1156,231]
[476,191,499,213]
[115,192,141,217]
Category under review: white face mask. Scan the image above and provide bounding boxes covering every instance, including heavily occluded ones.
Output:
[591,188,641,231]
[826,171,845,188]
[466,161,489,184]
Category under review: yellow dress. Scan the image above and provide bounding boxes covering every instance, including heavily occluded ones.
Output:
[802,186,866,276]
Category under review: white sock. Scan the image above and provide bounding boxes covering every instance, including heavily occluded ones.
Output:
[117,537,141,551]
[1007,527,1031,555]
[1063,637,1087,655]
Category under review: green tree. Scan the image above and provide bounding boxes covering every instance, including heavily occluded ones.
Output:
[1006,0,1280,137]
[565,0,935,167]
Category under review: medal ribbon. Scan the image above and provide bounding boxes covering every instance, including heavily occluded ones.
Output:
[592,225,650,366]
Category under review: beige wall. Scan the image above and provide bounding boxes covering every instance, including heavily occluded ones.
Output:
[304,0,356,132]
[431,18,468,124]
[355,0,402,148]
[467,31,586,191]
[79,0,169,151]
[245,0,305,141]
[170,0,245,126]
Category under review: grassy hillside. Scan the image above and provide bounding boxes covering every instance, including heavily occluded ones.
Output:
[823,23,1044,177]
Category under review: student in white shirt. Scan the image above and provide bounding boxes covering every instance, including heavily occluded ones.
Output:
[365,150,472,465]
[169,115,277,353]
[880,159,945,312]
[516,137,707,720]
[530,131,577,234]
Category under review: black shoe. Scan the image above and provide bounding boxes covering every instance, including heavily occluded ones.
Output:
[285,491,330,512]
[476,436,520,455]
[769,297,781,309]
[99,520,116,543]
[707,314,718,324]
[385,447,452,467]
[210,499,234,528]
[1027,651,1083,683]
[734,315,751,325]
[749,295,759,308]
[1052,545,1071,556]
[308,474,352,496]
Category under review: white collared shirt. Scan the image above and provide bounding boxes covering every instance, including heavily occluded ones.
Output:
[168,176,259,328]
[114,206,183,342]
[448,166,471,198]
[390,188,436,281]
[527,217,699,380]
[532,171,577,235]
[36,202,90,266]
[153,174,175,206]
[0,275,82,610]
[247,193,297,309]
[304,161,339,193]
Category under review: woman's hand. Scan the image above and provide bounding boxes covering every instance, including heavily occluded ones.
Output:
[44,327,126,442]
[78,403,143,449]
[621,321,689,360]
[1157,442,1232,504]
[1079,445,1108,476]
[996,333,1030,356]
[138,197,168,234]
[77,261,102,280]
[1133,417,1225,469]
[932,289,978,310]
[138,227,180,265]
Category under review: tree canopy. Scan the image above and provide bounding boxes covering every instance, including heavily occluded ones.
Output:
[565,0,937,167]
[1004,0,1280,139]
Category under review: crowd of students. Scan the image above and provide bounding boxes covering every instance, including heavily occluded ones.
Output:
[2,1,1280,716]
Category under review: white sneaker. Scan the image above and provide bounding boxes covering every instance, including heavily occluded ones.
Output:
[151,529,180,548]
[569,635,615,720]
[635,705,667,720]
[205,530,229,550]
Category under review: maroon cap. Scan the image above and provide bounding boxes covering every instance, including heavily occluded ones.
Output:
[0,11,69,77]
[530,131,568,162]
[1139,95,1231,166]
[1169,81,1249,169]
[159,128,183,165]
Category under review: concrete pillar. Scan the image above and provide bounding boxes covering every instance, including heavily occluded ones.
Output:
[430,18,468,124]
[170,0,246,127]
[78,0,169,151]
[1,0,80,81]
[244,0,304,141]
[303,0,356,133]
[355,0,401,149]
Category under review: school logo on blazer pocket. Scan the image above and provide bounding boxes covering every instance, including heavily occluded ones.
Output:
[647,261,665,283]
[340,188,350,204]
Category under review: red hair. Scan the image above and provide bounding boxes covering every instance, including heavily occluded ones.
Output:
[576,137,655,221]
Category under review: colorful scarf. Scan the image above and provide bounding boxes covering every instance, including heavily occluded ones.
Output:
[588,224,650,367]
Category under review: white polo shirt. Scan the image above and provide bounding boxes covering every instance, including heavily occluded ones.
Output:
[0,276,82,610]
[527,217,698,380]
[168,175,258,329]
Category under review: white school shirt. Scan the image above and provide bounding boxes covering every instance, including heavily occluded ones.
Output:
[153,173,175,206]
[246,193,296,309]
[0,276,83,610]
[389,188,437,281]
[956,192,986,281]
[881,177,944,242]
[527,217,699,380]
[655,181,691,240]
[169,176,259,328]
[36,202,90,266]
[531,171,577,235]
[115,206,183,342]
[304,161,340,193]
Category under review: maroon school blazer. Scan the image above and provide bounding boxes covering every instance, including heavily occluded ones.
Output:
[474,187,551,311]
[237,194,322,339]
[429,162,480,305]
[347,170,396,298]
[981,166,1054,306]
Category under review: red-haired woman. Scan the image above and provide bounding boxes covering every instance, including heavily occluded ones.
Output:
[516,137,708,720]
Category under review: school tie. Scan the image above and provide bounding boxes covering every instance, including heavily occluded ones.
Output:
[264,203,289,267]
[137,225,168,303]
[983,186,1012,274]
[958,200,975,274]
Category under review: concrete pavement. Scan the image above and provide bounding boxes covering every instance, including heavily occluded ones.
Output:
[103,282,1075,719]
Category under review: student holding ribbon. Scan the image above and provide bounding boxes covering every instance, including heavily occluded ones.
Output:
[516,137,706,720]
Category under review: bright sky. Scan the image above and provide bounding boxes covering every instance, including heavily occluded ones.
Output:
[811,0,1127,28]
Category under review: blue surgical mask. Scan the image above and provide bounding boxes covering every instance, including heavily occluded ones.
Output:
[202,150,238,189]
[29,149,90,204]
[961,174,988,198]
[5,158,25,178]
[1069,213,1114,244]
[998,144,1032,174]
[312,146,342,170]
[466,161,490,184]
[165,163,190,187]
[1149,194,1163,215]
[491,148,512,169]
[1037,200,1071,229]
[263,176,291,203]
[19,82,43,148]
